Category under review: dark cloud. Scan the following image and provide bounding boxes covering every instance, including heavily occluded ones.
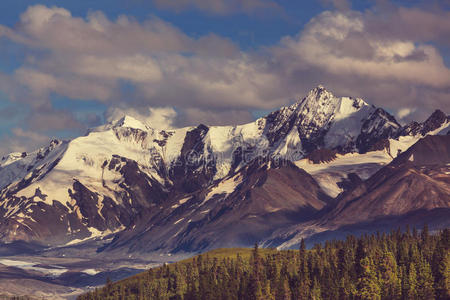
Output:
[365,6,450,47]
[393,49,428,62]
[27,106,85,132]
[81,113,103,128]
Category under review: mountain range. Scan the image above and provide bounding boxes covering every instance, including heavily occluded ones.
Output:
[0,85,449,255]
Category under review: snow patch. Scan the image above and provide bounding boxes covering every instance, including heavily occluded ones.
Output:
[174,218,184,225]
[202,174,242,205]
[0,259,68,276]
[295,150,391,197]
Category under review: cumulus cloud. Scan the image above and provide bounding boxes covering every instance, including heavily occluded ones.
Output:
[276,11,450,88]
[1,5,238,56]
[396,107,417,122]
[27,106,85,131]
[365,6,450,47]
[269,8,450,115]
[152,0,280,15]
[0,5,285,115]
[106,106,177,129]
[0,2,449,156]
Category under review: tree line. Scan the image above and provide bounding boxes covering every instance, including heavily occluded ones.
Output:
[78,225,449,300]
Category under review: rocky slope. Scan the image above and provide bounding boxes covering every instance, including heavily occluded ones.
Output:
[266,135,450,249]
[0,86,448,253]
[103,158,331,254]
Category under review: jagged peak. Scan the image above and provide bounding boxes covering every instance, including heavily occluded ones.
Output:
[425,109,447,122]
[306,84,334,99]
[419,109,448,135]
[305,86,370,109]
[298,86,373,117]
[400,109,449,137]
[311,84,327,93]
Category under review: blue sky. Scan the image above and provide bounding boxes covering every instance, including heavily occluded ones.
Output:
[0,0,449,155]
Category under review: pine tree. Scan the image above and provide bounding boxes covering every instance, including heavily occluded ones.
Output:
[417,258,435,300]
[355,239,367,279]
[310,277,322,300]
[434,250,450,300]
[405,263,418,300]
[433,229,450,300]
[378,250,401,299]
[356,257,381,300]
[247,243,263,300]
[337,247,353,299]
[274,273,291,300]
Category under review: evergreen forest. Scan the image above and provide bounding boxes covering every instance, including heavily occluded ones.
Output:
[78,226,450,300]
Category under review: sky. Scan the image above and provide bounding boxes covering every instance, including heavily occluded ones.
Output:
[0,0,449,155]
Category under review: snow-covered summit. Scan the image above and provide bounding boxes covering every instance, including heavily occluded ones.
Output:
[0,85,447,248]
[90,115,153,133]
[114,115,150,131]
[265,85,384,153]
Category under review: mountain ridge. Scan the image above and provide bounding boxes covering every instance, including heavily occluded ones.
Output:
[0,85,448,253]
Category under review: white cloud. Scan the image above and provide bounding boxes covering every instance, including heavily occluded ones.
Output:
[277,11,450,88]
[1,5,238,56]
[0,3,449,156]
[73,55,163,83]
[0,4,448,118]
[106,106,177,129]
[396,107,416,121]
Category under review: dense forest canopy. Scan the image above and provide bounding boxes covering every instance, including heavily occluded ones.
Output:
[79,226,450,300]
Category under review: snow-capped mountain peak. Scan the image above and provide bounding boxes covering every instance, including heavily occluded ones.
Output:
[305,84,333,99]
[265,86,378,152]
[0,86,447,249]
[114,115,149,131]
[299,85,370,117]
[90,115,154,134]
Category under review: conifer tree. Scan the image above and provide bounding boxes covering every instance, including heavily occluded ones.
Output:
[356,257,381,300]
[405,262,418,300]
[310,277,322,300]
[379,250,401,299]
[417,258,435,299]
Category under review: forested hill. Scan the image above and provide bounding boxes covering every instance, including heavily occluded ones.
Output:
[78,226,449,300]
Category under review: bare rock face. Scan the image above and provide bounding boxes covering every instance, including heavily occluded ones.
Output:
[307,148,338,164]
[368,138,390,152]
[400,109,449,137]
[170,124,216,193]
[336,173,363,191]
[356,108,401,153]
